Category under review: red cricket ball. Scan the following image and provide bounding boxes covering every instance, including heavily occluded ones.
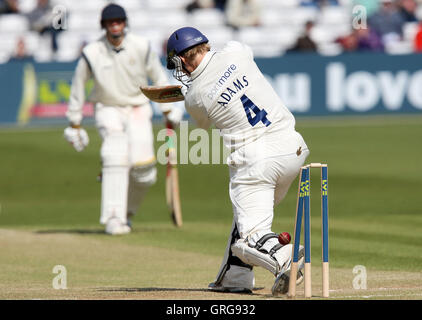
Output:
[278,232,291,245]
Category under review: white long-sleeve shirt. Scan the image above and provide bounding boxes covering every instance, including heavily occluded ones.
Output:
[185,41,304,157]
[67,33,172,125]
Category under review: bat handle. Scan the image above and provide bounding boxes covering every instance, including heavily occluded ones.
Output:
[163,110,174,131]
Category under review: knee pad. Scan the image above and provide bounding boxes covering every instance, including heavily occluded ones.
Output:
[129,162,157,187]
[231,233,292,276]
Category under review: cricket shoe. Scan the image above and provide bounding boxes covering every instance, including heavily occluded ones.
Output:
[208,282,252,294]
[105,218,131,235]
[271,244,305,296]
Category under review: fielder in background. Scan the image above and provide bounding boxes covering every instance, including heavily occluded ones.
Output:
[166,27,309,295]
[64,3,183,235]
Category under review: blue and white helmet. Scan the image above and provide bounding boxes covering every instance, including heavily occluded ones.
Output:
[166,27,209,70]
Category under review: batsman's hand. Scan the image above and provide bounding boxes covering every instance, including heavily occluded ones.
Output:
[64,125,89,152]
[165,107,184,128]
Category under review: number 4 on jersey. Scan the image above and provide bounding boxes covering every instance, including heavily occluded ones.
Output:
[241,94,271,127]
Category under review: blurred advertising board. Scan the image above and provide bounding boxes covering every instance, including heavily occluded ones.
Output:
[0,52,421,125]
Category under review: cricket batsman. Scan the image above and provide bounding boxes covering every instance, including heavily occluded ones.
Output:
[165,27,309,295]
[64,3,183,235]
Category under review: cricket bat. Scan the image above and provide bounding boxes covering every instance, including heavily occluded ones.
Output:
[165,123,183,227]
[140,85,184,103]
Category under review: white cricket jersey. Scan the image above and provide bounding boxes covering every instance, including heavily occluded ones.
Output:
[66,33,171,125]
[185,41,301,154]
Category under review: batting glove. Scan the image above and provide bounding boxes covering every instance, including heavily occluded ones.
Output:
[165,107,184,128]
[64,125,89,152]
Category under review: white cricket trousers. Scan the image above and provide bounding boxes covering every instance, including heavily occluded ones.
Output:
[95,103,156,166]
[228,130,310,240]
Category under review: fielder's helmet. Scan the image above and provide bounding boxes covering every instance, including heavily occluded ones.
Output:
[100,3,127,28]
[166,27,208,69]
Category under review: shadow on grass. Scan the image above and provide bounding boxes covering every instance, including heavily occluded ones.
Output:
[96,287,266,296]
[35,229,106,235]
[98,287,209,293]
[34,225,178,235]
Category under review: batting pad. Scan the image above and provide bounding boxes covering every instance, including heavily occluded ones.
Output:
[100,133,130,225]
[126,163,157,215]
[129,162,157,186]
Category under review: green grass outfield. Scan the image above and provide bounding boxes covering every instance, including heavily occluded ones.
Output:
[0,114,421,300]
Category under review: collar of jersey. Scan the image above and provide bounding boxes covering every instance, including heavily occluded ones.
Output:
[190,51,216,81]
[103,34,126,53]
